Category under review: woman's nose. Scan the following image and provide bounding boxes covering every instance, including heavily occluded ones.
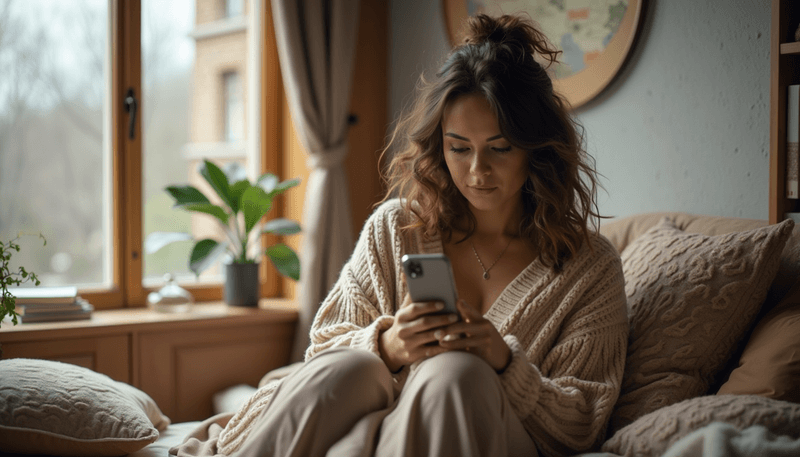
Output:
[470,152,491,176]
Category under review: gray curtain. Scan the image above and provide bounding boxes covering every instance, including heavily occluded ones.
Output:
[271,0,360,361]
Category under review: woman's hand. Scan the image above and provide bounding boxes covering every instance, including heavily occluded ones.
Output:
[378,294,460,372]
[436,299,512,372]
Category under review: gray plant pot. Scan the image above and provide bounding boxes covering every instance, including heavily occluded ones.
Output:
[224,262,260,307]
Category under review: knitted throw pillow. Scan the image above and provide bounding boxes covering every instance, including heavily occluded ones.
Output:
[602,395,800,457]
[0,358,170,456]
[608,218,794,435]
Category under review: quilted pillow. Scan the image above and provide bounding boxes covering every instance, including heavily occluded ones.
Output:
[603,395,800,457]
[0,358,170,456]
[608,218,794,434]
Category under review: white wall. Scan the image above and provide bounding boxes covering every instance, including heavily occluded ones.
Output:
[389,1,771,220]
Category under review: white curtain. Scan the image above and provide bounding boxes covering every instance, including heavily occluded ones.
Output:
[271,0,360,361]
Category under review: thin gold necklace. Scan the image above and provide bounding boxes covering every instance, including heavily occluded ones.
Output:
[470,238,513,280]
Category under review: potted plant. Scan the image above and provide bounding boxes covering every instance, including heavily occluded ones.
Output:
[145,159,301,306]
[1,233,44,356]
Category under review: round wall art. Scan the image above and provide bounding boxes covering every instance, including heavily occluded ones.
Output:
[443,0,646,109]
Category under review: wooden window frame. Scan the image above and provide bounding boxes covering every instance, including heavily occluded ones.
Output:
[79,0,283,310]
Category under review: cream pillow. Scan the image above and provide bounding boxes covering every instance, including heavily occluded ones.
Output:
[0,358,170,456]
[609,218,794,435]
[603,395,800,457]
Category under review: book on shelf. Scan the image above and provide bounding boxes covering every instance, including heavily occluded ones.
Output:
[788,84,799,199]
[16,297,91,315]
[18,300,94,324]
[10,286,79,305]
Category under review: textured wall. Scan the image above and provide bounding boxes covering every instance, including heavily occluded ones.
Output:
[389,0,771,220]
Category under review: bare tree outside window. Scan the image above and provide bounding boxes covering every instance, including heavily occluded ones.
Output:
[0,0,108,287]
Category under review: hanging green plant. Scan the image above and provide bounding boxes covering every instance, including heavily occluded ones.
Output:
[1,233,45,327]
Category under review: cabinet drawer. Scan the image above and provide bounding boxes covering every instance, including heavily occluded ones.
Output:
[138,320,294,422]
[0,335,130,383]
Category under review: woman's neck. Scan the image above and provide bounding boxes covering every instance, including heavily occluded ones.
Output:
[461,202,524,241]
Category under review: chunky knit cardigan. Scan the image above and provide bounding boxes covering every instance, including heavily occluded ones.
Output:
[220,199,628,456]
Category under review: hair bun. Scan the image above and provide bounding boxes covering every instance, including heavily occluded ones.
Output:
[463,14,561,68]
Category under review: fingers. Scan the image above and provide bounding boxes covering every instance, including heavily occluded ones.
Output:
[397,298,458,325]
[456,299,481,323]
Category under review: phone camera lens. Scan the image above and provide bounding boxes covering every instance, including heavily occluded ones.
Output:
[408,261,423,278]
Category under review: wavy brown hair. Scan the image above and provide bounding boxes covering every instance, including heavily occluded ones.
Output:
[381,14,603,269]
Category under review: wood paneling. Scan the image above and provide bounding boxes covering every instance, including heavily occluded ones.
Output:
[1,335,130,383]
[138,321,293,422]
[346,0,390,237]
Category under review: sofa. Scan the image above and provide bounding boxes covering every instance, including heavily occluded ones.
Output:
[1,212,799,457]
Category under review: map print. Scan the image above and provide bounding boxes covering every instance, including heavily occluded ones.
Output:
[468,0,628,79]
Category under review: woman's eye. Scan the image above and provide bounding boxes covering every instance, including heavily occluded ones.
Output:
[449,146,469,153]
[492,146,512,153]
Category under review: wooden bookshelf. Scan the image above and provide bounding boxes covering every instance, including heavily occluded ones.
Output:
[770,0,800,224]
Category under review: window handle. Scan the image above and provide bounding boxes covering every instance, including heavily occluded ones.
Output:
[124,88,138,140]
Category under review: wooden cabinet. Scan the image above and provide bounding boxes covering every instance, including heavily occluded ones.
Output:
[0,301,298,423]
[770,0,800,224]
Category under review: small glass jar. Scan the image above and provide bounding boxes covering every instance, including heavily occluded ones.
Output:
[147,274,193,313]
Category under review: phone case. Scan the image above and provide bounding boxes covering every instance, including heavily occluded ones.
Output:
[401,254,460,316]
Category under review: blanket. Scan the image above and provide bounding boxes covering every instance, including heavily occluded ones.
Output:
[168,417,800,457]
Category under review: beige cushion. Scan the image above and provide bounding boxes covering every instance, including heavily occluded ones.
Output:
[0,358,170,456]
[600,212,800,315]
[602,395,800,457]
[608,218,794,434]
[716,283,800,402]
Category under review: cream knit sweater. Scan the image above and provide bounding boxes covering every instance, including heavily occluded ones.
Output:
[220,199,628,456]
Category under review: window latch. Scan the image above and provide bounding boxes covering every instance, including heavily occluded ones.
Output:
[124,88,138,140]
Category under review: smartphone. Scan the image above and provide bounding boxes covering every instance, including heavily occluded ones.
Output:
[401,253,461,319]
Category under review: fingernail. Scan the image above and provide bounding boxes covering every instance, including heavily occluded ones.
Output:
[435,302,444,310]
[434,330,444,340]
[448,314,458,323]
[443,334,458,342]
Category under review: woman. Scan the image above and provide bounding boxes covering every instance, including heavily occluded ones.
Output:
[226,13,627,457]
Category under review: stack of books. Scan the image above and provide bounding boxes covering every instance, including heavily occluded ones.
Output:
[10,286,93,323]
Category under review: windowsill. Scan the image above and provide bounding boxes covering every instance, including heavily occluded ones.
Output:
[0,299,298,341]
[189,15,247,40]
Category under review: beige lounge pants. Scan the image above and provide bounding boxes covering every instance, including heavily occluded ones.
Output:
[234,347,538,457]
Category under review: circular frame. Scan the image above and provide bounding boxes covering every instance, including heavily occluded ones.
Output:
[442,0,646,109]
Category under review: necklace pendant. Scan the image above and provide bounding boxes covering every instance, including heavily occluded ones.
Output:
[483,271,490,280]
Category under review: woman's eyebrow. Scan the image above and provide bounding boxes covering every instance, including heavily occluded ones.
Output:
[444,132,505,142]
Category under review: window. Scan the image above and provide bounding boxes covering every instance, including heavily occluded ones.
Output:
[223,71,244,143]
[225,0,243,18]
[1,0,284,308]
[0,0,111,289]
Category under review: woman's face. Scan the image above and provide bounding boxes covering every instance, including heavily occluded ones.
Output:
[441,93,529,214]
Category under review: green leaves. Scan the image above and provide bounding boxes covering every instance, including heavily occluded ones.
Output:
[153,158,303,280]
[242,186,273,234]
[200,160,236,210]
[262,218,301,235]
[266,244,300,281]
[189,239,229,276]
[166,185,210,206]
[1,234,45,329]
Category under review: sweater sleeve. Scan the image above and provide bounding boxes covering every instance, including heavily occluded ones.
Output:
[304,202,405,363]
[499,243,629,457]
